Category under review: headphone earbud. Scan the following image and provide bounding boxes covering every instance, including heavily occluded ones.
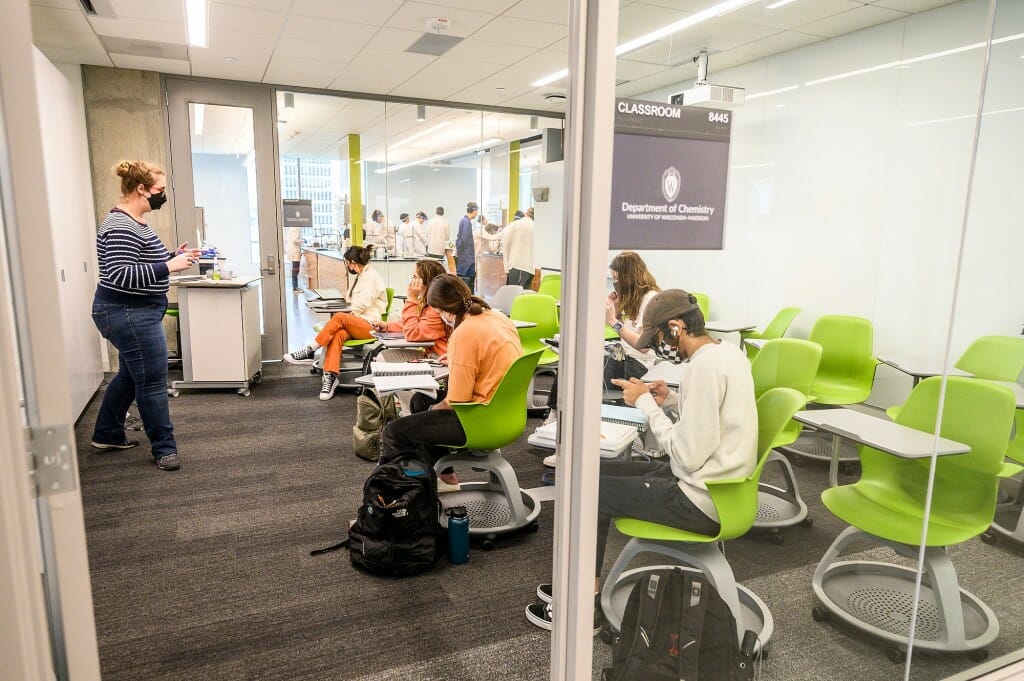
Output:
[671,325,679,337]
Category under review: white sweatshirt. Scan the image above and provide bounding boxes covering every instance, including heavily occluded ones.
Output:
[347,264,388,322]
[633,341,758,522]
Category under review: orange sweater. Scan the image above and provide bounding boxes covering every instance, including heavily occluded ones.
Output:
[386,300,449,357]
[446,311,522,404]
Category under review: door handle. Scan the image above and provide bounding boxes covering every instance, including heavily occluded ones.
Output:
[261,254,276,275]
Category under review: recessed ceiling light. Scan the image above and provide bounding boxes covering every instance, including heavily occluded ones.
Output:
[224,56,236,62]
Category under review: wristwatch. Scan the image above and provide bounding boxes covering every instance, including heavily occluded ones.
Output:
[612,320,624,332]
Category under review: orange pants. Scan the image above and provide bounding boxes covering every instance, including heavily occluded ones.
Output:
[316,312,373,374]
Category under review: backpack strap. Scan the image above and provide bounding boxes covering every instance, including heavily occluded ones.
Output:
[310,534,349,556]
[677,571,709,680]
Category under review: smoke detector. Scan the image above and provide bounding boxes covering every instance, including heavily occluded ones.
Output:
[426,17,450,32]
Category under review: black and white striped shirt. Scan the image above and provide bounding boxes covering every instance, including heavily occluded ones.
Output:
[94,209,172,306]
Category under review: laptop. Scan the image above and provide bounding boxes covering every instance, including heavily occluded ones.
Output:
[306,288,345,301]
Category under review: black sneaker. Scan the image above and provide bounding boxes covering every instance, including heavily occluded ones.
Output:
[155,453,180,471]
[525,599,603,634]
[284,345,317,365]
[319,372,339,401]
[537,583,552,603]
[90,439,139,450]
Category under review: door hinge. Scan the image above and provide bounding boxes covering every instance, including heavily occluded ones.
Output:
[25,424,78,498]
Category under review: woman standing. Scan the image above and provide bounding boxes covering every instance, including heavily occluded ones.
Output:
[286,225,303,292]
[380,274,521,491]
[283,245,387,400]
[604,251,661,386]
[90,160,198,471]
[373,259,449,358]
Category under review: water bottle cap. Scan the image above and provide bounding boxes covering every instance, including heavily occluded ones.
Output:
[446,506,468,519]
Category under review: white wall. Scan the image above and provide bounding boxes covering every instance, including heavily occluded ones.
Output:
[33,51,104,418]
[193,153,259,274]
[626,0,1018,404]
[533,160,565,273]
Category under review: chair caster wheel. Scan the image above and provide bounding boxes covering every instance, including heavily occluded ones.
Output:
[886,648,906,664]
[769,532,785,545]
[527,521,540,533]
[252,371,262,385]
[238,388,251,397]
[599,627,615,645]
[800,517,814,528]
[481,539,495,551]
[811,605,831,622]
[968,649,989,663]
[980,531,997,545]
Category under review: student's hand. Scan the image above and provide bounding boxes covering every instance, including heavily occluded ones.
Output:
[371,320,386,331]
[436,353,448,365]
[407,278,424,301]
[605,297,618,326]
[611,377,649,406]
[647,380,670,405]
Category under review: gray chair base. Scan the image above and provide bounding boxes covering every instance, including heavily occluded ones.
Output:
[755,450,810,535]
[812,526,998,655]
[434,449,540,537]
[600,537,774,652]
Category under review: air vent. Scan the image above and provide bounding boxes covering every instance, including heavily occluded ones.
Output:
[405,33,463,57]
[543,93,566,103]
[78,0,117,18]
[99,36,189,61]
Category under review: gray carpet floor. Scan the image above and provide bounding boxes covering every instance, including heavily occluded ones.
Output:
[74,362,1023,680]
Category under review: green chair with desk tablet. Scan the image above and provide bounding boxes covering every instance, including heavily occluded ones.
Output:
[691,291,710,321]
[434,349,544,548]
[811,377,1015,660]
[599,387,805,652]
[510,293,559,409]
[741,307,801,359]
[537,274,561,300]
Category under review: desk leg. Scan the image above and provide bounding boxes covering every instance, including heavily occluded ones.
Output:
[829,433,842,488]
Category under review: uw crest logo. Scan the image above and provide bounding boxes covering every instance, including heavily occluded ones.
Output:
[294,210,302,218]
[661,166,681,203]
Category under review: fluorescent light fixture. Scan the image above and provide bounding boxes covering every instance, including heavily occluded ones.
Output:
[745,85,798,100]
[388,122,449,151]
[185,0,208,48]
[416,104,427,121]
[376,137,504,174]
[766,0,799,8]
[531,0,758,87]
[193,103,205,136]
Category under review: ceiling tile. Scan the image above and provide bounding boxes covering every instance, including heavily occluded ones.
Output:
[110,53,191,75]
[733,30,825,58]
[108,0,185,23]
[191,59,270,81]
[870,0,959,12]
[729,0,863,31]
[88,16,187,44]
[30,5,93,33]
[33,27,106,51]
[617,2,688,40]
[504,0,568,26]
[392,58,506,99]
[471,16,566,48]
[29,0,81,10]
[36,45,113,67]
[210,2,287,36]
[362,27,425,52]
[617,36,704,67]
[615,59,669,83]
[347,48,437,72]
[274,38,361,64]
[798,5,910,39]
[291,0,404,26]
[658,17,782,53]
[282,14,379,48]
[264,54,347,89]
[328,66,411,94]
[385,2,498,37]
[441,37,536,65]
[190,29,277,66]
[430,0,520,12]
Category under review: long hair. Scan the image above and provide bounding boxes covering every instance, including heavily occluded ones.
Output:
[414,259,446,312]
[610,251,660,321]
[425,274,490,327]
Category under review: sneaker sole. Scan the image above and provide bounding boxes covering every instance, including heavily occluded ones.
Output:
[319,382,339,400]
[90,441,138,450]
[283,355,315,365]
[155,459,180,471]
[524,604,552,631]
[537,585,552,604]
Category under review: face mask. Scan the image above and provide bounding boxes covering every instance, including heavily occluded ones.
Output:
[347,266,359,276]
[441,314,456,328]
[654,341,684,364]
[146,191,167,211]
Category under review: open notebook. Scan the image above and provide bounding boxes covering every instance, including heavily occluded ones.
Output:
[369,362,439,393]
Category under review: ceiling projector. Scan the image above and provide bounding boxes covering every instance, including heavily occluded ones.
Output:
[669,50,745,110]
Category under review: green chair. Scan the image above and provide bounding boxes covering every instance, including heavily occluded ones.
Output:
[537,273,561,300]
[434,349,544,546]
[811,377,1015,658]
[750,339,822,537]
[784,315,878,467]
[741,307,801,359]
[691,291,710,321]
[600,387,806,651]
[510,293,559,409]
[380,287,395,322]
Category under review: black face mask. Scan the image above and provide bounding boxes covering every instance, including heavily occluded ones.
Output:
[347,266,359,276]
[147,191,167,211]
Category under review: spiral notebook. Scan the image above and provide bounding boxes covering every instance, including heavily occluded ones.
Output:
[369,362,434,376]
[369,362,439,393]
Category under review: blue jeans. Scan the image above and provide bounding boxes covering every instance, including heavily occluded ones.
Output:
[91,302,177,459]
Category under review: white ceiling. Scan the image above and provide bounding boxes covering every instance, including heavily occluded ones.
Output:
[31,0,961,112]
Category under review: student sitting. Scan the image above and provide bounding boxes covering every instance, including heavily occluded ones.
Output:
[380,274,522,492]
[283,245,386,400]
[526,289,757,632]
[604,251,661,386]
[371,259,449,359]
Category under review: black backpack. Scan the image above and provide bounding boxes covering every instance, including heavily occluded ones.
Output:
[603,568,755,681]
[311,457,444,576]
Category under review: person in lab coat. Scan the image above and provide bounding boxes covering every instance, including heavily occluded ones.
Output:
[286,225,303,292]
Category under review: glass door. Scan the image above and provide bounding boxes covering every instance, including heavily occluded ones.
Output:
[165,78,284,359]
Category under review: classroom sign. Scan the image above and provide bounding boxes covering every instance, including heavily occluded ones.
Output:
[610,99,732,250]
[283,199,313,228]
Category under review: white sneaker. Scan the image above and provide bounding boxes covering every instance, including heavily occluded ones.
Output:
[284,345,317,365]
[319,372,339,400]
[543,453,557,468]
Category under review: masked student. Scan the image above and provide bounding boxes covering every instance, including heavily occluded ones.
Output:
[604,251,661,386]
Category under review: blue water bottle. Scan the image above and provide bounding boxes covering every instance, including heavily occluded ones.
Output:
[446,506,470,565]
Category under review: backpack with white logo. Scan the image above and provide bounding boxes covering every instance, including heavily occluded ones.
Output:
[603,568,755,681]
